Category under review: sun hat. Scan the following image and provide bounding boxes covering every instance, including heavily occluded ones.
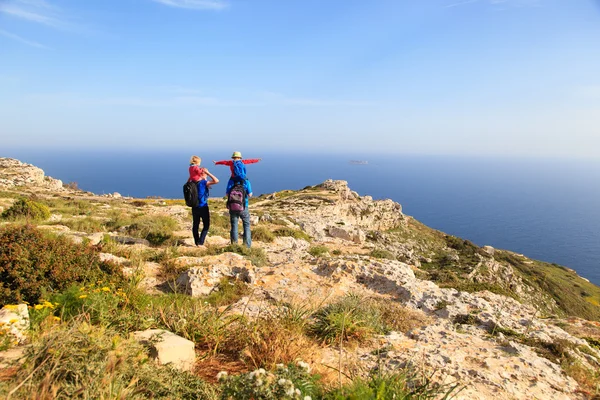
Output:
[231,151,242,159]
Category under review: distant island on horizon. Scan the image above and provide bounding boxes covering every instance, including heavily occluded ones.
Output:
[349,160,368,165]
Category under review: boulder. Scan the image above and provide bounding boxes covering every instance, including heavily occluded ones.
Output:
[132,329,195,371]
[0,304,30,345]
[328,225,366,244]
[176,253,256,297]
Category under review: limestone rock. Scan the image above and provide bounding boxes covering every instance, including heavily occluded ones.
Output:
[482,245,495,255]
[0,305,30,345]
[175,253,256,296]
[328,224,366,243]
[0,158,63,190]
[132,329,195,371]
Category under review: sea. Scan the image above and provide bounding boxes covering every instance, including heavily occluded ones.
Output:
[4,149,600,286]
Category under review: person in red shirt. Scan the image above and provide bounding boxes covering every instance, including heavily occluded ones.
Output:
[213,151,261,183]
[188,155,206,182]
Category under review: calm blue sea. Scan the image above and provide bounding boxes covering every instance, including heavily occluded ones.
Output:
[4,149,600,286]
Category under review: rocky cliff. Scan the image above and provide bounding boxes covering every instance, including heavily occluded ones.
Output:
[1,157,599,399]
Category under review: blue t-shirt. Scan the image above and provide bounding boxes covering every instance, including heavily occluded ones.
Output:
[197,179,209,207]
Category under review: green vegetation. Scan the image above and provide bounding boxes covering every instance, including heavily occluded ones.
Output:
[40,197,95,216]
[1,198,50,221]
[58,216,105,232]
[308,245,329,257]
[205,277,251,307]
[494,250,600,321]
[369,248,396,260]
[323,370,460,400]
[0,224,123,305]
[0,321,217,399]
[310,294,386,344]
[252,225,276,243]
[126,215,178,245]
[204,243,268,267]
[273,227,311,241]
[219,362,318,400]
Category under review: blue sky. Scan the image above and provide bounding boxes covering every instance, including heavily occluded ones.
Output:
[1,0,600,157]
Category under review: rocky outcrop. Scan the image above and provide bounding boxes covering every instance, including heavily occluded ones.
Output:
[255,179,404,241]
[0,158,63,190]
[132,329,196,371]
[175,253,256,296]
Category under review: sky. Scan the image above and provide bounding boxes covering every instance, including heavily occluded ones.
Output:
[1,0,600,157]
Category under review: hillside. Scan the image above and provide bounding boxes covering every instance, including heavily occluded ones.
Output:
[0,157,599,399]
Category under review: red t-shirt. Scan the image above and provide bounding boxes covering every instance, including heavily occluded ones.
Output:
[188,165,205,182]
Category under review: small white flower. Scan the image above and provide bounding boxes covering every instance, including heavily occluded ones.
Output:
[295,388,301,395]
[249,371,257,379]
[258,368,266,375]
[216,371,228,381]
[304,396,312,400]
[285,386,295,396]
[255,378,264,387]
[297,361,311,372]
[276,363,286,370]
[278,378,287,386]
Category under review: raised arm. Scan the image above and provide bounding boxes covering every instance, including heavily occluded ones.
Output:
[213,160,233,166]
[242,158,261,165]
[205,169,219,187]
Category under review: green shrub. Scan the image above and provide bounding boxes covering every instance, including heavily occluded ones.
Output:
[1,198,50,221]
[40,198,94,216]
[369,249,396,260]
[0,224,124,305]
[204,244,268,267]
[59,216,105,233]
[127,215,178,245]
[0,321,217,399]
[252,226,275,243]
[308,245,329,257]
[205,277,251,307]
[322,370,460,400]
[273,227,311,242]
[310,293,386,344]
[219,362,318,400]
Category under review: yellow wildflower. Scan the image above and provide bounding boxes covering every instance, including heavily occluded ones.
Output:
[79,295,88,299]
[53,316,60,321]
[43,301,54,309]
[79,287,86,291]
[34,304,44,310]
[101,287,110,292]
[9,318,18,324]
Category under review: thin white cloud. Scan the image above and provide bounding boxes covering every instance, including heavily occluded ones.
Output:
[151,0,229,11]
[0,0,65,29]
[0,28,50,49]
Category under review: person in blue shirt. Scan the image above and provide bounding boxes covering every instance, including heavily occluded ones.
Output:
[192,169,219,247]
[226,177,253,248]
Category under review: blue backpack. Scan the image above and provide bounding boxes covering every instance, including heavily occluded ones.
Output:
[233,160,247,181]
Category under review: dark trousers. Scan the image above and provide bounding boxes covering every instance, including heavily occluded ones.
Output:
[192,206,210,245]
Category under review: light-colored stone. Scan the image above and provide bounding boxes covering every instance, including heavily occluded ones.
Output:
[482,245,495,255]
[0,305,30,344]
[328,225,366,243]
[176,253,256,296]
[132,329,195,371]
